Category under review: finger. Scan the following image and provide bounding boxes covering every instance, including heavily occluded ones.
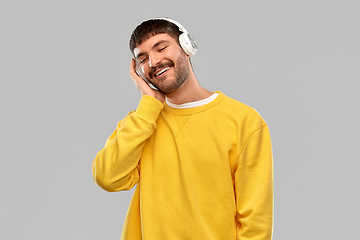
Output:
[129,59,154,94]
[129,58,140,79]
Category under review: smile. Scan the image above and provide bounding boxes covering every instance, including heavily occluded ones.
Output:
[154,67,170,77]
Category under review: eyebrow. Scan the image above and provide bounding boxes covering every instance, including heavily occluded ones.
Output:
[135,40,170,59]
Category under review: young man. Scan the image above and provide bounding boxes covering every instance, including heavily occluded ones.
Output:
[93,18,273,239]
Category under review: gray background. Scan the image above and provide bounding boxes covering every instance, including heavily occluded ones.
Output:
[1,0,359,239]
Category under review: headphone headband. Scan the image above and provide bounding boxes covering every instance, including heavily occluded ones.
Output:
[152,17,197,56]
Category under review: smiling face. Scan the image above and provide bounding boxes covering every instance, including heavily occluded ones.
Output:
[134,33,190,95]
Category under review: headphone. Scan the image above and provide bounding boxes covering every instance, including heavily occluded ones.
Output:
[154,17,198,56]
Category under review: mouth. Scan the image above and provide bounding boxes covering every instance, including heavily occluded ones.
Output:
[154,66,170,78]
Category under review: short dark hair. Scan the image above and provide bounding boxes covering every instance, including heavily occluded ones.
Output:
[129,19,181,56]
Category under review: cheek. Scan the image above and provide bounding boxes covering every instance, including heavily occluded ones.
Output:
[173,50,187,64]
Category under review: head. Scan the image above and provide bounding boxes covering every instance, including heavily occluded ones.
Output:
[129,18,197,95]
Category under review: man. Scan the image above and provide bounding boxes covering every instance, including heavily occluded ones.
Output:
[93,18,273,239]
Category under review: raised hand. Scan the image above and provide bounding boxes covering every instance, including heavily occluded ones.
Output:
[130,58,165,103]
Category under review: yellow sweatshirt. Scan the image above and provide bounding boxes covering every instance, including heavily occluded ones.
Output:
[93,92,273,240]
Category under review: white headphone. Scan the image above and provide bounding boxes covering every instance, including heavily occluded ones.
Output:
[154,17,198,56]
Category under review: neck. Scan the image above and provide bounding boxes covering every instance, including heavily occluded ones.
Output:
[165,70,212,104]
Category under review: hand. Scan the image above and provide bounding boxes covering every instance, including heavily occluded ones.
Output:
[130,59,165,103]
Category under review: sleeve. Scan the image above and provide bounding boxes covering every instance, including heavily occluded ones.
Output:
[92,95,164,192]
[234,123,274,240]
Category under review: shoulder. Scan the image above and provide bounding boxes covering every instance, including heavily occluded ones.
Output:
[222,94,256,112]
[216,92,267,129]
[219,92,264,119]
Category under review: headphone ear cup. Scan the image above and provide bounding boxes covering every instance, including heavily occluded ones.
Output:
[179,33,197,56]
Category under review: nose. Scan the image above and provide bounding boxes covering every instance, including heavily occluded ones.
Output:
[148,53,160,68]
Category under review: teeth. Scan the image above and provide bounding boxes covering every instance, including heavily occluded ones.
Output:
[155,67,170,77]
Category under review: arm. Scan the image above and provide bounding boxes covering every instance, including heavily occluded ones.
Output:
[234,124,274,239]
[92,59,165,192]
[92,95,164,192]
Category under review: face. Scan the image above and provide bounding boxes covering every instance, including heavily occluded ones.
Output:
[134,34,190,94]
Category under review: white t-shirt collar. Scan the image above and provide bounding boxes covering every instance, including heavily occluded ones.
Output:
[166,93,219,109]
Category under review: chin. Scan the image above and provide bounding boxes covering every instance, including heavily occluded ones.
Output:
[157,79,186,95]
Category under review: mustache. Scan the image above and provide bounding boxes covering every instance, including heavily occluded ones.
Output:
[149,61,174,79]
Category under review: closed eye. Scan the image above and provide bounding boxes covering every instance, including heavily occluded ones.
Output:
[139,57,148,64]
[158,46,168,52]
